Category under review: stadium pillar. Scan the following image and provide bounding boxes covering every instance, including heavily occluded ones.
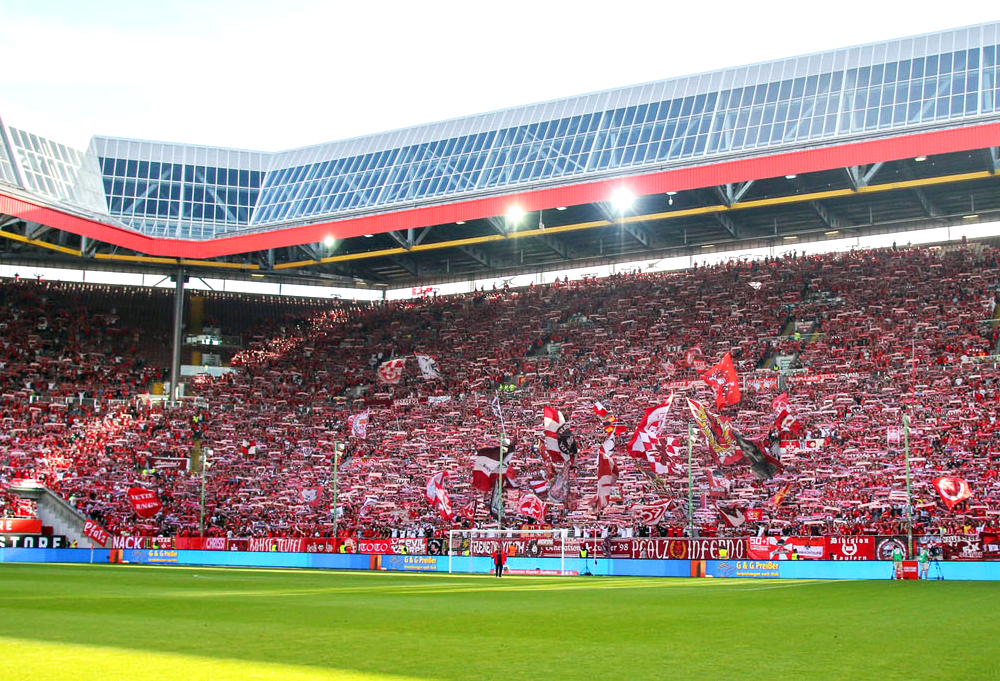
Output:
[170,266,185,402]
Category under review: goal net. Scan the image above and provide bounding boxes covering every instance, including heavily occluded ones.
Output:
[446,528,571,575]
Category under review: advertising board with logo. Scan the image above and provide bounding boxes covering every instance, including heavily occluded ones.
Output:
[825,536,875,561]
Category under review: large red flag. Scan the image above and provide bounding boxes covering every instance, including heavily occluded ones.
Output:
[628,394,680,474]
[472,444,515,492]
[127,487,162,518]
[516,493,547,522]
[701,352,741,409]
[933,476,972,511]
[82,520,110,547]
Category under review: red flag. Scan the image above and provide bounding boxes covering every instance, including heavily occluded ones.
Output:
[516,493,547,522]
[701,352,741,409]
[635,500,672,526]
[457,499,477,520]
[933,476,972,511]
[426,471,453,521]
[377,358,406,384]
[772,392,802,436]
[82,520,109,547]
[300,486,322,508]
[685,346,703,365]
[127,487,162,518]
[593,438,619,511]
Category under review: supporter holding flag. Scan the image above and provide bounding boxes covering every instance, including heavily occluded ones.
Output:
[425,471,453,521]
[701,352,741,409]
[772,393,802,436]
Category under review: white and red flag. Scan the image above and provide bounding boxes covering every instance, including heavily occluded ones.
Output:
[516,493,547,522]
[932,476,972,511]
[127,487,162,518]
[685,346,703,366]
[543,407,578,464]
[300,486,323,507]
[716,503,746,528]
[415,353,443,380]
[628,393,675,458]
[348,410,369,439]
[701,352,741,409]
[634,499,672,526]
[472,444,515,492]
[457,498,477,521]
[593,438,619,511]
[426,471,454,521]
[377,358,406,384]
[771,393,802,436]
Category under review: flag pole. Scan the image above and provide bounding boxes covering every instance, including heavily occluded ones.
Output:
[332,440,341,540]
[494,392,507,533]
[903,414,912,558]
[687,422,694,537]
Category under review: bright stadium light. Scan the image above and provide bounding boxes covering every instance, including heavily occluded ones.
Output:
[506,206,524,226]
[323,236,335,248]
[611,187,634,213]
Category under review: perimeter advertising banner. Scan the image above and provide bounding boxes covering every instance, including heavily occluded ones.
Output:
[0,518,42,534]
[0,534,67,548]
[825,536,875,561]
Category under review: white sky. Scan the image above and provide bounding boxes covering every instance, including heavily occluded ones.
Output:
[0,1,998,151]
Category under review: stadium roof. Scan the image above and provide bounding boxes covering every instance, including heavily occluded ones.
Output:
[1,21,999,287]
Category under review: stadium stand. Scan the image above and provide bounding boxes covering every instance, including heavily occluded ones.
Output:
[2,242,1000,543]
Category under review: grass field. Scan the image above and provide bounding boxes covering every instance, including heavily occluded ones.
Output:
[0,564,998,681]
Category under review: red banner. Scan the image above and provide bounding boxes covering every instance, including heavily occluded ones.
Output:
[981,532,1000,559]
[0,518,41,534]
[174,537,229,551]
[825,536,875,561]
[82,520,109,547]
[745,509,765,522]
[127,487,162,518]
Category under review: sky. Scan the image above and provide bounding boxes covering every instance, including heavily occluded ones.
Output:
[0,1,997,151]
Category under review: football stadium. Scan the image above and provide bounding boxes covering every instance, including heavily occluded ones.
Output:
[2,12,1000,680]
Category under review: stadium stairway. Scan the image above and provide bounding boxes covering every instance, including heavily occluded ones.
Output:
[9,484,97,548]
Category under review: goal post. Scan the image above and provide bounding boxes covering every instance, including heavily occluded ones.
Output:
[447,528,571,575]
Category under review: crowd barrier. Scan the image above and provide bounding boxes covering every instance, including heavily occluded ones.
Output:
[3,547,1000,580]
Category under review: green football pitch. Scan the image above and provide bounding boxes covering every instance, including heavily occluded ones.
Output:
[0,564,998,681]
